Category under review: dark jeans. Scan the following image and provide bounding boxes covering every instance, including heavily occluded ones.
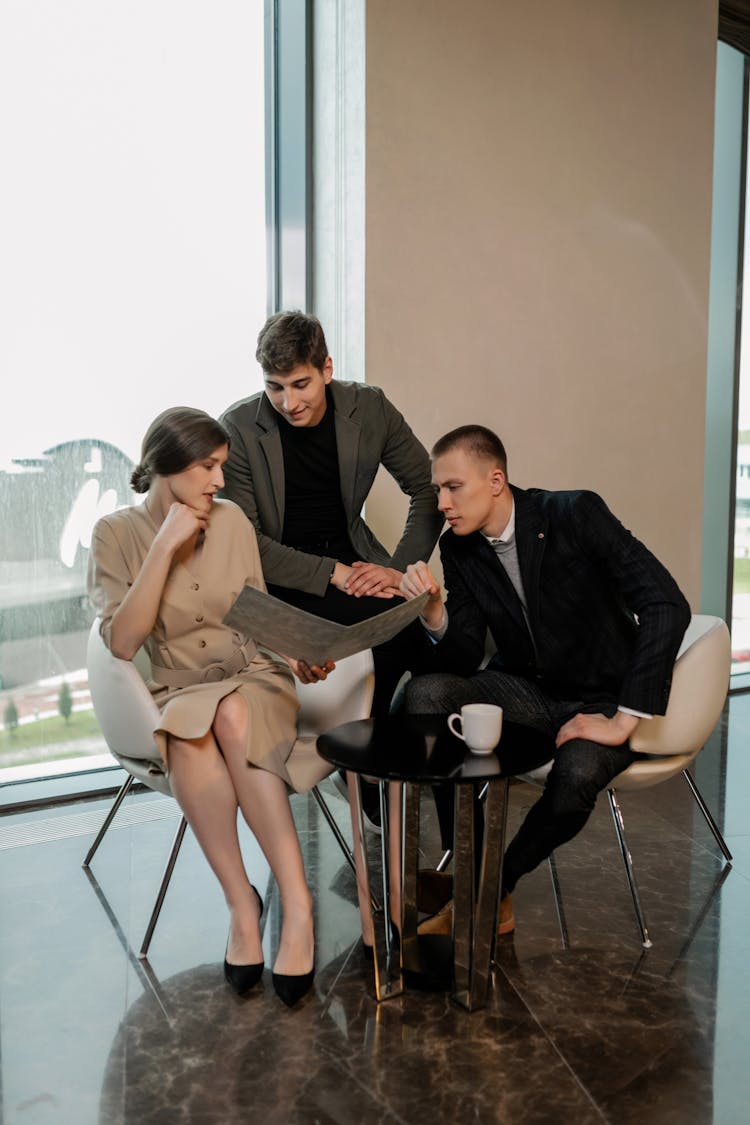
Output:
[267,580,426,718]
[405,669,637,893]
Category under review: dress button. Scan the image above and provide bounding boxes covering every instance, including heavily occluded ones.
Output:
[196,615,204,623]
[199,640,207,648]
[192,582,200,591]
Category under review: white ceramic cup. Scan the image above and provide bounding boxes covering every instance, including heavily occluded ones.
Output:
[447,703,503,755]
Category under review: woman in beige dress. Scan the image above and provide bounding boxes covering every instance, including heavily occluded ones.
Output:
[88,407,333,1006]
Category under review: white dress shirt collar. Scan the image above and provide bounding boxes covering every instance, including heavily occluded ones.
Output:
[482,497,515,546]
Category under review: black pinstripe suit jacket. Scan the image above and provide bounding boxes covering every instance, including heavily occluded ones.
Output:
[427,486,691,716]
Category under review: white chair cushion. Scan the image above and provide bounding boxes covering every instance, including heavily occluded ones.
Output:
[88,620,374,793]
[518,614,730,790]
[630,616,730,756]
[296,649,374,736]
[87,621,170,793]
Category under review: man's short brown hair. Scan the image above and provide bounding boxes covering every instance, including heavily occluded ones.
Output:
[431,425,508,475]
[256,310,328,374]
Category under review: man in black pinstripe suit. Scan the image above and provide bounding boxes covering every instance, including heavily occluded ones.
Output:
[400,424,691,935]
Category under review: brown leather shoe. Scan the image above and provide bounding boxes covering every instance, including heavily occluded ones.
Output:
[497,892,515,935]
[417,901,453,936]
[418,893,515,938]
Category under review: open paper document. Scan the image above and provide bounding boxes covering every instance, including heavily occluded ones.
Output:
[224,585,430,665]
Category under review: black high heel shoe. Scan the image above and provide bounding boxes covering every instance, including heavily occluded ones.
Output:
[272,964,315,1008]
[224,885,265,996]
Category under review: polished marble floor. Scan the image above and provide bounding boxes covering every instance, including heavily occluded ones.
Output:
[2,695,750,1124]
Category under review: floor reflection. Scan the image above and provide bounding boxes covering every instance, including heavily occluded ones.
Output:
[2,698,750,1124]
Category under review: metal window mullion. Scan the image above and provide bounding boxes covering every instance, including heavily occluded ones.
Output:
[267,0,312,313]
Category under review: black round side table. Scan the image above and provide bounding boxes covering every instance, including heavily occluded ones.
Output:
[317,714,554,1011]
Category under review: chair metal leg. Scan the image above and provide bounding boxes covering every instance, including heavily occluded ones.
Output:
[682,769,733,863]
[139,816,188,959]
[664,862,733,980]
[436,848,453,872]
[311,785,357,871]
[547,852,570,949]
[311,785,380,911]
[607,788,652,950]
[82,774,136,868]
[82,866,172,1020]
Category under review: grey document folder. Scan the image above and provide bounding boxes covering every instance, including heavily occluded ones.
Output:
[224,586,429,665]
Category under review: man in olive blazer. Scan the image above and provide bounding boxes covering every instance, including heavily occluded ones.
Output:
[401,424,691,931]
[220,311,444,724]
[221,377,442,597]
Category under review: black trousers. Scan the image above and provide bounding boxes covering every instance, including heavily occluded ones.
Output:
[405,669,637,893]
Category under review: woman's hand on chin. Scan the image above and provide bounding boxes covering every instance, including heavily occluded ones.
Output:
[156,502,208,551]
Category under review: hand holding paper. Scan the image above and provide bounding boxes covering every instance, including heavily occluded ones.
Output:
[286,657,336,685]
[224,585,430,666]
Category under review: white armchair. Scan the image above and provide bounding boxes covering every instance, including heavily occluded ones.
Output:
[83,618,374,957]
[521,614,732,948]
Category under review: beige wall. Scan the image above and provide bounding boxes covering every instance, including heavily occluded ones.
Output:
[363,0,718,604]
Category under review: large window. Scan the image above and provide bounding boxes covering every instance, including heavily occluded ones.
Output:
[734,123,750,672]
[726,53,750,676]
[0,2,267,777]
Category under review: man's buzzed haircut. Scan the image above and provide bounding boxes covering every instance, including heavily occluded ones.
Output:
[256,310,329,375]
[431,425,508,475]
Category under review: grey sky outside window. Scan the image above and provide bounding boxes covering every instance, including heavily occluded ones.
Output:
[0,2,281,792]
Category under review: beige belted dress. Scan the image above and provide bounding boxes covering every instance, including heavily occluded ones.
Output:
[87,498,331,792]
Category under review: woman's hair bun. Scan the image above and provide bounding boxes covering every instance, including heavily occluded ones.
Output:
[130,464,151,493]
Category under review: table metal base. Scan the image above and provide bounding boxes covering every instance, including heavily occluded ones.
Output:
[354,774,510,1011]
[351,777,403,1002]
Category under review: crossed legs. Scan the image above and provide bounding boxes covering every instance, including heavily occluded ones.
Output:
[167,691,313,976]
[405,670,636,892]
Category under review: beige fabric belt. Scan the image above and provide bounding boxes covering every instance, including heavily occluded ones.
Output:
[150,641,257,688]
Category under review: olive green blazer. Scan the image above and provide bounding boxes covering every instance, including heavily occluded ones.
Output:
[220,381,443,596]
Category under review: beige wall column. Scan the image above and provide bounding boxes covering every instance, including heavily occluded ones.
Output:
[364,0,718,602]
